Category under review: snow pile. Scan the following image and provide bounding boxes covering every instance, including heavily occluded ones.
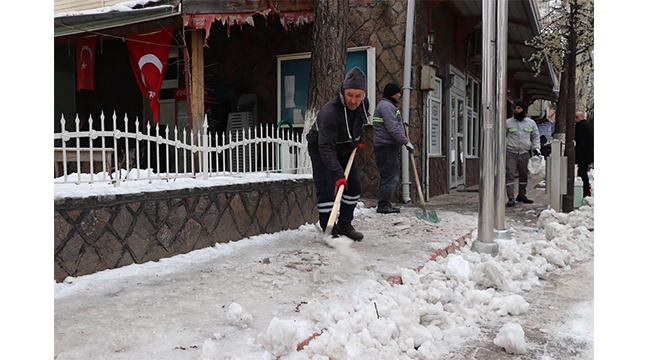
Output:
[226,302,253,328]
[260,204,594,359]
[493,322,527,354]
[258,317,299,357]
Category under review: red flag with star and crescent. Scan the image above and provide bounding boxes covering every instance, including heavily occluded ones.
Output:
[76,36,97,91]
[126,29,173,123]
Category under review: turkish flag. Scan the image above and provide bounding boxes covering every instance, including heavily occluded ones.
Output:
[126,29,173,123]
[76,36,96,91]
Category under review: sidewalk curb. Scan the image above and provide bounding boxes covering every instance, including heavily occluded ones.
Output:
[386,228,475,285]
[426,228,474,263]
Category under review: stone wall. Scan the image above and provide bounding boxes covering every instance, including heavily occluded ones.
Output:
[350,0,427,203]
[54,178,318,282]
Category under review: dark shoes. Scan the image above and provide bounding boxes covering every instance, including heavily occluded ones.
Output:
[377,204,401,214]
[506,199,516,207]
[335,223,364,241]
[516,195,533,204]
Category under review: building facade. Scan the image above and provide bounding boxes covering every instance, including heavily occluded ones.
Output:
[54,0,557,202]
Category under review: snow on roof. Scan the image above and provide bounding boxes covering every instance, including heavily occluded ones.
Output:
[54,0,173,18]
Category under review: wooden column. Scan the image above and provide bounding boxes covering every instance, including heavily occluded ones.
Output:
[190,29,205,132]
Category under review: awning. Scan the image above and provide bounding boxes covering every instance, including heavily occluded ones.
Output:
[181,0,315,45]
[183,11,314,45]
[449,0,558,102]
[54,3,181,39]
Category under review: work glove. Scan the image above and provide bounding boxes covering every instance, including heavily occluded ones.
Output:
[405,142,415,153]
[356,143,363,151]
[533,149,540,156]
[335,177,348,189]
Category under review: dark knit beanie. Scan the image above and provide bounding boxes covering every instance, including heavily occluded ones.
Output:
[514,100,527,113]
[383,83,402,98]
[342,67,367,91]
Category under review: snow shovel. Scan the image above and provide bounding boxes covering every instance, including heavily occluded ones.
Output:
[409,151,439,223]
[404,124,438,223]
[322,147,358,245]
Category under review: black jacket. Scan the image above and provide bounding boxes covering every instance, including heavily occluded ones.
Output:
[306,85,369,179]
[575,119,594,164]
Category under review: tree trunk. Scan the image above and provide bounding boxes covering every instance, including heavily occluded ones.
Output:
[298,0,349,172]
[561,1,577,213]
[554,70,567,142]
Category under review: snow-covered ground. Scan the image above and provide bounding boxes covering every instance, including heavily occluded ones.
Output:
[53,171,313,200]
[53,196,595,359]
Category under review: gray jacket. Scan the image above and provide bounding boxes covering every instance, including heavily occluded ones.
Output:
[505,116,540,155]
[372,97,408,147]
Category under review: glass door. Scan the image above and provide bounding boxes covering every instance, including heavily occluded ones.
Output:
[448,92,465,188]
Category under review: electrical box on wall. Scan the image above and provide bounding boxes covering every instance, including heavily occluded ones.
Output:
[420,65,437,90]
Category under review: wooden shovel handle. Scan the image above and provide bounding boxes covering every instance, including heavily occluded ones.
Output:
[410,152,427,206]
[323,147,358,236]
[403,123,426,206]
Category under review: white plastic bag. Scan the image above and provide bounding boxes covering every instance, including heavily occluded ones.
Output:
[527,155,545,180]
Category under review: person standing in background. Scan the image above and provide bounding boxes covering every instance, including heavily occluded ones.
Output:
[505,100,541,207]
[574,110,594,197]
[372,83,414,214]
[306,67,369,241]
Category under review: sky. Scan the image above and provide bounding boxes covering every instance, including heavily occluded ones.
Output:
[52,171,596,360]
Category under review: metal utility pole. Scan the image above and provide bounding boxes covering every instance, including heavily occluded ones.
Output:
[400,0,415,204]
[493,0,511,240]
[472,0,498,256]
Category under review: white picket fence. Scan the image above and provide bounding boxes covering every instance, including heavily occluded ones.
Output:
[54,111,311,186]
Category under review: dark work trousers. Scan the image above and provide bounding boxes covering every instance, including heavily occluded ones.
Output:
[374,145,401,207]
[308,147,361,231]
[506,151,531,200]
[577,162,591,197]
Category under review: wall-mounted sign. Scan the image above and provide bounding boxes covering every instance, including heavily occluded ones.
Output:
[428,77,442,156]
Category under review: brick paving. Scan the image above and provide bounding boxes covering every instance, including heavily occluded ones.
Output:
[402,181,551,223]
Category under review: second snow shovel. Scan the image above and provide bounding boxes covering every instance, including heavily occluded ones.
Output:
[404,124,438,223]
[323,147,357,245]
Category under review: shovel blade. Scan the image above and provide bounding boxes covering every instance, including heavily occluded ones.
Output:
[417,207,439,223]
